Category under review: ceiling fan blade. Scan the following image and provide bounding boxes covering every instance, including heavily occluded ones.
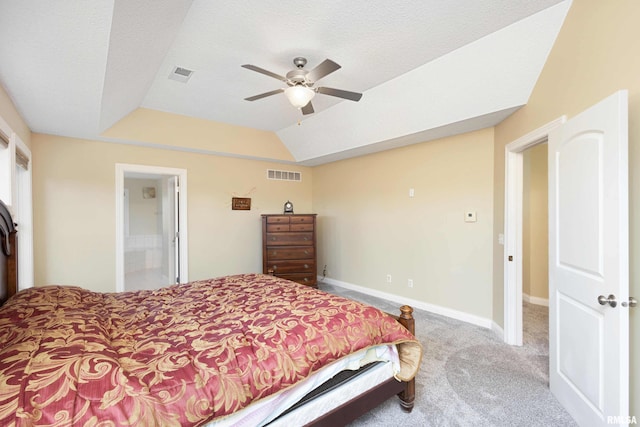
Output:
[244,88,284,101]
[316,87,363,102]
[306,59,341,82]
[301,101,314,115]
[241,64,287,82]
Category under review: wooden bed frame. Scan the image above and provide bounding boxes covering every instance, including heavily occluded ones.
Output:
[306,305,416,426]
[0,200,17,307]
[0,199,415,426]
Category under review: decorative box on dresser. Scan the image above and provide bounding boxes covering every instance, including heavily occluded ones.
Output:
[262,214,317,287]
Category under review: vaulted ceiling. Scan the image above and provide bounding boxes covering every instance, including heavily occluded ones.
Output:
[0,0,571,165]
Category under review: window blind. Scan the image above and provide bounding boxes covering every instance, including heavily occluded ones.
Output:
[16,148,29,170]
[0,130,8,148]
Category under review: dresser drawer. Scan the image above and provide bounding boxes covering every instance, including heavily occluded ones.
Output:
[268,259,315,273]
[267,247,315,260]
[266,223,290,232]
[266,232,313,246]
[278,273,317,287]
[266,216,290,224]
[290,222,313,231]
[290,215,314,224]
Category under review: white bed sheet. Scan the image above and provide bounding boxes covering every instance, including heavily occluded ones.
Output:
[205,344,400,427]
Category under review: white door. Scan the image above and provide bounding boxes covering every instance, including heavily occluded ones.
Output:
[162,176,179,284]
[548,90,629,426]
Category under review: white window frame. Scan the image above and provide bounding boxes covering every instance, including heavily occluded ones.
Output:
[0,114,34,290]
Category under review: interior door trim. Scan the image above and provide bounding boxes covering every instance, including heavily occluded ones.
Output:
[503,116,566,345]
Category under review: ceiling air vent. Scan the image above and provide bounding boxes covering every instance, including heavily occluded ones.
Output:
[267,169,302,182]
[168,66,194,83]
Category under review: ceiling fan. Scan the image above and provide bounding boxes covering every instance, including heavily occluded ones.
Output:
[242,57,363,115]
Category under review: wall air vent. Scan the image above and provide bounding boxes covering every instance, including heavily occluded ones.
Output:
[267,169,302,182]
[168,66,194,83]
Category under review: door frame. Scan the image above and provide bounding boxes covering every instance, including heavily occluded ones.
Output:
[115,163,188,292]
[503,116,565,345]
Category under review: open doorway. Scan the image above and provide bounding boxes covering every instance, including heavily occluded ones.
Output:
[123,175,178,291]
[520,142,550,379]
[503,116,565,346]
[115,164,188,293]
[522,143,549,308]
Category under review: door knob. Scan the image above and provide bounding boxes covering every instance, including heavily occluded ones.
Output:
[598,294,617,308]
[621,297,637,308]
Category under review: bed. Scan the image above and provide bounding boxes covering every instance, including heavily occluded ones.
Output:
[0,199,422,426]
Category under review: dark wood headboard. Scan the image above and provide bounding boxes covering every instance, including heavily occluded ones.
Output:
[0,199,18,306]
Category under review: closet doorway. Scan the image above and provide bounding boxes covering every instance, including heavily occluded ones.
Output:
[115,164,188,292]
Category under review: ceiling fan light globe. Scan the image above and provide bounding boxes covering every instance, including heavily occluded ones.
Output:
[284,86,315,109]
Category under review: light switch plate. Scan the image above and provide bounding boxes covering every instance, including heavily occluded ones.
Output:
[465,211,477,222]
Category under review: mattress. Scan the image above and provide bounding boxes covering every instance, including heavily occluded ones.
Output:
[205,344,400,426]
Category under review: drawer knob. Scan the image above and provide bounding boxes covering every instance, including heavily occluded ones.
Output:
[272,265,277,270]
[304,264,309,269]
[303,278,309,282]
[304,250,309,255]
[304,237,308,241]
[271,237,276,241]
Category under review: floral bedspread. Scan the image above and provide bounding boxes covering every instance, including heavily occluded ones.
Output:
[0,274,421,426]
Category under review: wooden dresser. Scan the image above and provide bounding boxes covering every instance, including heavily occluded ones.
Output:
[262,214,317,287]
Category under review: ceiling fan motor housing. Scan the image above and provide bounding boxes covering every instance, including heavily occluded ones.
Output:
[286,68,310,86]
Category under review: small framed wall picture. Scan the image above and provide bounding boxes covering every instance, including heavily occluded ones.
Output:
[142,187,156,199]
[232,197,251,210]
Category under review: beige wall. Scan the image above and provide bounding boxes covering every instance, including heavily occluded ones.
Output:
[313,128,495,320]
[522,143,548,300]
[32,134,312,293]
[0,83,30,148]
[493,0,640,415]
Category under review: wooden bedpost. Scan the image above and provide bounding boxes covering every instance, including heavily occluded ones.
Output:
[397,305,415,412]
[7,230,17,301]
[397,305,415,335]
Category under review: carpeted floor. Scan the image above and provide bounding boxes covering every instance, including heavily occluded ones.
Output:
[318,282,577,427]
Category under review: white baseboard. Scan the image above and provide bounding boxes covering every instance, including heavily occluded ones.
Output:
[491,321,505,339]
[319,276,494,330]
[523,293,549,307]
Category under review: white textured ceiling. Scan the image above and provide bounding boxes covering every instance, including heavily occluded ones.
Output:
[0,0,571,164]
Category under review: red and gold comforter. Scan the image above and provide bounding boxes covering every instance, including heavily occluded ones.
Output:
[0,274,421,426]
